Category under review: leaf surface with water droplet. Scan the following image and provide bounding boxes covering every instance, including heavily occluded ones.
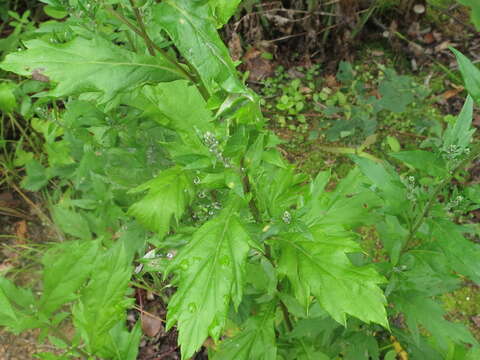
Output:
[166,199,252,359]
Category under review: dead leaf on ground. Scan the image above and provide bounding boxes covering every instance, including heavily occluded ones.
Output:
[471,315,480,328]
[0,261,14,273]
[243,47,274,82]
[435,40,456,53]
[141,312,164,337]
[325,74,339,88]
[441,86,464,100]
[371,50,384,56]
[228,32,243,62]
[0,192,14,204]
[14,220,28,242]
[423,33,435,44]
[473,114,480,127]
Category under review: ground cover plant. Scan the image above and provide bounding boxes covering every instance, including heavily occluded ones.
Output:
[1,0,480,359]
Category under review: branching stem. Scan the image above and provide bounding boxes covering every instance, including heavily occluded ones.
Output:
[239,157,294,332]
[404,145,480,251]
[104,3,209,101]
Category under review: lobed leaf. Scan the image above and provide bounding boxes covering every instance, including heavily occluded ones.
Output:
[431,219,480,283]
[0,37,183,103]
[106,321,143,360]
[152,0,245,94]
[389,150,447,178]
[277,225,389,328]
[39,240,100,315]
[72,243,134,355]
[393,294,477,350]
[352,157,408,215]
[166,200,252,359]
[212,306,277,360]
[209,0,242,27]
[129,166,195,239]
[0,277,39,333]
[52,206,92,240]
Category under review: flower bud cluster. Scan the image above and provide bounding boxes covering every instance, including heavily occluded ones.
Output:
[282,211,292,224]
[442,144,470,162]
[202,131,231,168]
[444,195,464,212]
[191,175,222,222]
[401,176,419,202]
[191,200,222,222]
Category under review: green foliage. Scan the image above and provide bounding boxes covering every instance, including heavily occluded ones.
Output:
[452,48,480,104]
[128,166,195,239]
[1,37,184,103]
[0,1,479,360]
[166,199,252,358]
[260,61,437,146]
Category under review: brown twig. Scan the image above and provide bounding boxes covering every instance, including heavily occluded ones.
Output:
[133,304,166,324]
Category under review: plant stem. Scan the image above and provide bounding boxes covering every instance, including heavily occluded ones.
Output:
[240,158,262,223]
[239,158,294,331]
[280,300,294,331]
[404,146,480,251]
[405,180,445,247]
[104,6,190,79]
[128,0,155,56]
[104,3,210,101]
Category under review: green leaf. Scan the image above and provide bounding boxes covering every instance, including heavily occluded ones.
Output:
[129,166,195,239]
[0,37,183,103]
[152,0,245,94]
[352,157,407,215]
[309,170,331,200]
[393,251,459,296]
[303,168,381,229]
[43,5,68,19]
[393,295,477,349]
[305,181,381,229]
[209,0,242,27]
[106,321,142,360]
[39,240,100,315]
[384,350,397,360]
[431,220,480,283]
[386,135,401,152]
[451,48,480,103]
[377,215,408,265]
[443,96,475,151]
[212,306,276,360]
[52,206,92,240]
[254,166,307,218]
[344,333,379,360]
[0,277,39,333]
[0,280,19,327]
[378,70,415,113]
[166,200,252,359]
[0,82,17,112]
[262,148,288,168]
[389,150,447,178]
[277,225,388,328]
[73,243,133,355]
[21,159,50,191]
[135,81,214,163]
[140,80,213,135]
